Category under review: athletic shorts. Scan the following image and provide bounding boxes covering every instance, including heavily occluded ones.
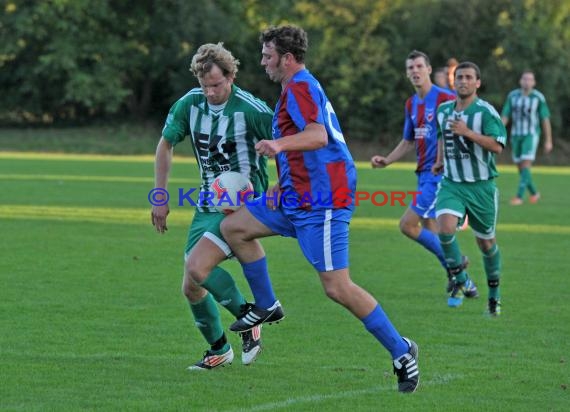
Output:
[511,134,539,163]
[435,178,499,240]
[410,170,442,219]
[184,211,231,259]
[247,202,352,272]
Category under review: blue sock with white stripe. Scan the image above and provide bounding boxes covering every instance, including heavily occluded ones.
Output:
[242,257,276,309]
[416,228,447,268]
[362,304,409,359]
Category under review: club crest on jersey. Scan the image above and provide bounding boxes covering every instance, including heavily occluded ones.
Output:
[425,109,435,122]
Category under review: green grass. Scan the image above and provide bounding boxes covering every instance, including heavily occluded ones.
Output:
[0,124,193,157]
[1,152,569,411]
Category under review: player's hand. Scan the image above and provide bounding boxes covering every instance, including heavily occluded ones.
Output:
[151,204,170,233]
[265,183,281,210]
[256,140,282,158]
[448,119,470,137]
[544,140,553,154]
[432,161,444,175]
[371,155,389,168]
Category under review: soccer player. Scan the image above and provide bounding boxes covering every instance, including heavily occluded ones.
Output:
[501,70,553,205]
[151,43,274,370]
[432,62,506,315]
[434,66,453,93]
[218,25,419,393]
[370,51,474,295]
[446,58,458,91]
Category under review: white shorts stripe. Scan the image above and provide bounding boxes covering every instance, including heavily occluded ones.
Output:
[323,210,333,271]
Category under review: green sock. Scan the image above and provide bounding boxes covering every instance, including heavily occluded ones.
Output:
[201,267,247,318]
[516,168,528,198]
[439,233,467,283]
[483,244,501,300]
[189,292,224,345]
[521,168,537,195]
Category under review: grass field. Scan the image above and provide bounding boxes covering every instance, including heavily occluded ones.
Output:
[1,152,568,411]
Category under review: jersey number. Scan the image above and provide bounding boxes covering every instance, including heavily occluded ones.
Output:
[325,101,346,143]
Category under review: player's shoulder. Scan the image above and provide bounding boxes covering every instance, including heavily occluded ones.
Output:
[507,88,521,98]
[432,85,456,99]
[530,89,547,102]
[172,88,204,107]
[179,87,203,101]
[290,69,323,93]
[232,85,273,115]
[475,98,501,118]
[437,99,455,112]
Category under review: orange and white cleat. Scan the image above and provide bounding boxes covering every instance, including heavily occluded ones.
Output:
[510,197,523,206]
[529,192,541,204]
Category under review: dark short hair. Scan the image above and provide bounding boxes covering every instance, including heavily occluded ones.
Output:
[455,61,481,80]
[260,25,308,63]
[406,50,430,67]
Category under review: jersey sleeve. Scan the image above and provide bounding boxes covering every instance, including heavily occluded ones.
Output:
[161,97,190,145]
[247,110,274,142]
[500,93,512,118]
[436,104,448,140]
[538,95,551,120]
[286,81,323,130]
[483,108,507,147]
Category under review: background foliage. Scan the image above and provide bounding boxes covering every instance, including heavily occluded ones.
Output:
[1,0,568,141]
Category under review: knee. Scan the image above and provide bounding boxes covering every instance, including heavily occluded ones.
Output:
[477,238,496,254]
[181,274,206,301]
[398,218,409,235]
[185,258,207,285]
[220,216,238,240]
[322,283,346,305]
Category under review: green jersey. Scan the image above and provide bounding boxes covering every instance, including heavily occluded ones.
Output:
[162,84,273,212]
[501,88,550,138]
[437,97,507,183]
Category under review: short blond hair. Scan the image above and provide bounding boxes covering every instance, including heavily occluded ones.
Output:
[190,42,239,79]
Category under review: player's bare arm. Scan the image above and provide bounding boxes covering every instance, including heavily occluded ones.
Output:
[448,119,503,154]
[431,139,444,175]
[542,118,553,154]
[151,137,173,233]
[371,139,415,168]
[256,122,327,157]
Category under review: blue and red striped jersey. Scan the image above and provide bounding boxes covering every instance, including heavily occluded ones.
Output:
[273,69,357,211]
[403,85,455,172]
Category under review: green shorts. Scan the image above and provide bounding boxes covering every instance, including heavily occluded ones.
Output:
[511,134,539,163]
[184,211,231,258]
[436,178,499,239]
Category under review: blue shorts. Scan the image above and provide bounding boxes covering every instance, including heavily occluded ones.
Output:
[247,202,352,272]
[410,171,441,219]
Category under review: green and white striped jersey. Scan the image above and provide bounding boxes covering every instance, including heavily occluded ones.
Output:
[501,88,550,138]
[437,98,507,183]
[162,84,273,212]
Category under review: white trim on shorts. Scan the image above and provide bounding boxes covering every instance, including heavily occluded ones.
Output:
[323,209,333,272]
[435,208,463,219]
[512,134,539,163]
[202,231,232,257]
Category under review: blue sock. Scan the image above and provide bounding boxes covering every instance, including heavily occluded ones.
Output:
[417,228,447,268]
[242,257,276,309]
[362,304,409,359]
